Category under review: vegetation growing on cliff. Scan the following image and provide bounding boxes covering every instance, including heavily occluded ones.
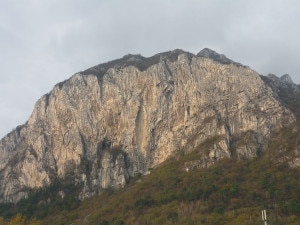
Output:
[39,141,300,225]
[0,124,298,225]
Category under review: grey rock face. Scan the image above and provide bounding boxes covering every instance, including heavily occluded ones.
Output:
[264,73,300,92]
[281,74,294,84]
[197,48,245,68]
[0,49,295,203]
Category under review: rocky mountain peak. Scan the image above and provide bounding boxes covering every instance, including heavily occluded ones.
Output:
[197,48,245,67]
[280,74,294,84]
[265,73,299,92]
[0,48,296,203]
[82,49,193,78]
[197,48,230,63]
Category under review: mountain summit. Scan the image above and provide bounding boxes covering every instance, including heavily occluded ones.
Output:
[197,48,245,67]
[0,49,296,203]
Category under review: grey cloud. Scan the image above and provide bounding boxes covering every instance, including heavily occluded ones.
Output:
[1,0,300,137]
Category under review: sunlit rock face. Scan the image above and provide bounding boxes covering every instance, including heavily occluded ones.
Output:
[0,49,295,202]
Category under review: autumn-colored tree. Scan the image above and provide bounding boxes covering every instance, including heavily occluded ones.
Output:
[27,219,42,225]
[0,217,5,225]
[6,214,25,225]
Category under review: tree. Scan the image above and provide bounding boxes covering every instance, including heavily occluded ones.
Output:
[0,217,5,225]
[28,219,42,225]
[7,214,25,225]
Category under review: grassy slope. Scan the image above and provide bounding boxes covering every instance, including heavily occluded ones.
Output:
[36,126,300,225]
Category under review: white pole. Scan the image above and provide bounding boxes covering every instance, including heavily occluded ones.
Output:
[262,210,267,225]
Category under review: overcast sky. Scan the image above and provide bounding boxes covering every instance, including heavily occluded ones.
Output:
[1,0,300,138]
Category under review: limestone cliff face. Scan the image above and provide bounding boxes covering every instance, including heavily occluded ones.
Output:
[0,49,295,202]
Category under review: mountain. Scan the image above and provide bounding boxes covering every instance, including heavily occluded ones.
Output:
[0,48,297,204]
